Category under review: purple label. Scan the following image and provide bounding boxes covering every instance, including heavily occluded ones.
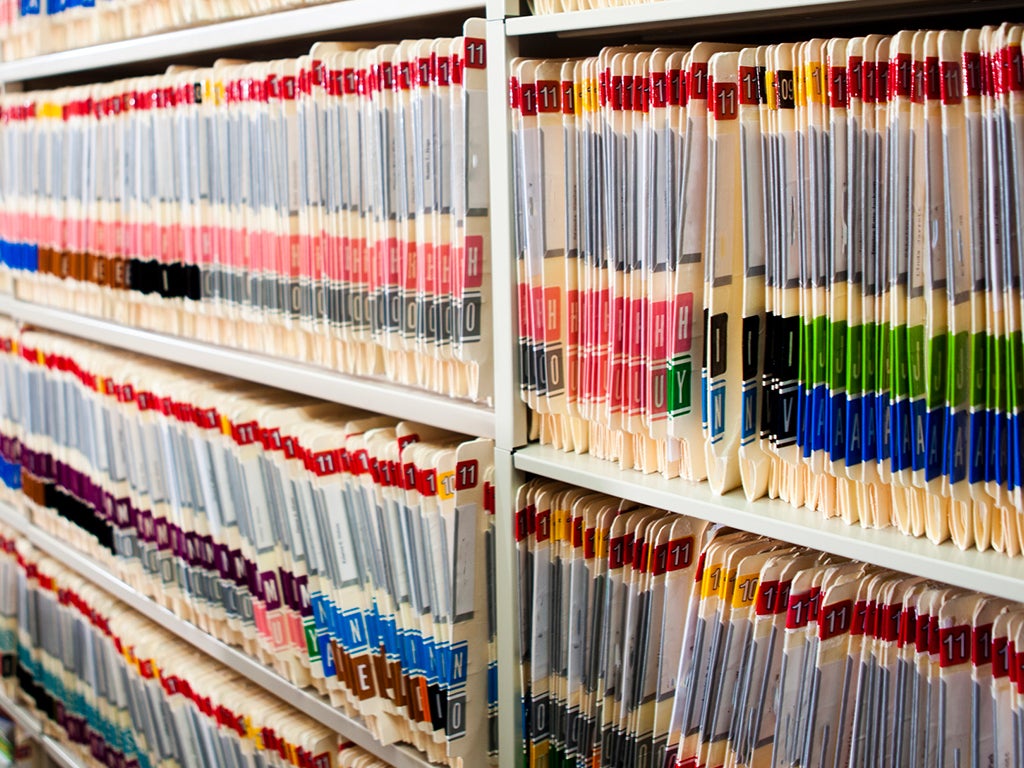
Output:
[261,570,282,610]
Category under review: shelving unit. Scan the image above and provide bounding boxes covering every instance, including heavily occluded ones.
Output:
[0,687,85,768]
[515,444,1024,602]
[0,0,484,83]
[0,502,435,768]
[2,1,1024,767]
[500,0,1024,37]
[0,296,495,439]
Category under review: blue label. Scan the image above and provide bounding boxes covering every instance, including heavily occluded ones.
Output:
[424,637,438,684]
[797,382,809,456]
[924,407,944,482]
[862,395,877,465]
[317,633,336,678]
[812,383,828,454]
[846,395,863,466]
[830,392,847,463]
[339,608,367,652]
[741,388,757,443]
[990,409,1004,486]
[449,643,469,688]
[877,393,892,467]
[969,409,987,485]
[945,409,968,485]
[710,383,726,442]
[700,371,709,430]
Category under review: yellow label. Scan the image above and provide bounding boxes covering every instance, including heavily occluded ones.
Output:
[719,568,735,602]
[97,377,105,395]
[35,350,44,365]
[700,564,723,600]
[585,79,599,113]
[220,414,231,436]
[437,471,455,500]
[805,62,823,103]
[39,102,62,119]
[10,341,17,355]
[574,81,584,116]
[765,70,777,111]
[552,509,570,541]
[215,81,226,106]
[595,527,608,559]
[733,574,760,608]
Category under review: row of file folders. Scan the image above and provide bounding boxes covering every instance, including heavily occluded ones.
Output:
[516,478,1024,768]
[0,525,400,768]
[0,320,497,767]
[0,19,492,402]
[513,23,1024,555]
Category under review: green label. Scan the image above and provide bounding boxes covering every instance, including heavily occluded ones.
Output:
[927,334,947,409]
[862,322,876,392]
[971,331,987,408]
[948,330,970,406]
[891,323,909,399]
[667,357,693,416]
[987,332,1005,410]
[877,321,892,394]
[1008,330,1023,411]
[813,315,829,387]
[304,620,320,661]
[906,324,925,398]
[847,323,864,393]
[830,319,847,392]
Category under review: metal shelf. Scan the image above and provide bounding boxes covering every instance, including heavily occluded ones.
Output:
[0,503,436,768]
[504,0,1022,37]
[0,296,494,439]
[0,0,483,84]
[0,687,86,768]
[515,444,1024,603]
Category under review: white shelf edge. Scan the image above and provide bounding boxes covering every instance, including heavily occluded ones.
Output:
[504,0,1019,36]
[0,688,86,768]
[514,444,1024,603]
[0,296,495,439]
[0,503,436,768]
[0,0,484,83]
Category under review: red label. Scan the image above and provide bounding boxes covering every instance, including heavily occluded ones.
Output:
[756,580,780,616]
[819,599,854,641]
[829,66,848,108]
[786,590,814,629]
[561,80,575,114]
[689,62,709,100]
[973,623,993,667]
[608,535,626,569]
[666,537,694,572]
[455,459,479,490]
[308,449,341,477]
[535,508,551,543]
[940,61,962,104]
[892,52,912,98]
[712,81,738,120]
[232,421,259,446]
[651,71,667,108]
[964,52,982,96]
[898,605,917,648]
[520,84,537,116]
[652,542,668,575]
[851,599,869,635]
[880,603,902,643]
[536,80,560,113]
[464,38,486,70]
[993,636,1011,678]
